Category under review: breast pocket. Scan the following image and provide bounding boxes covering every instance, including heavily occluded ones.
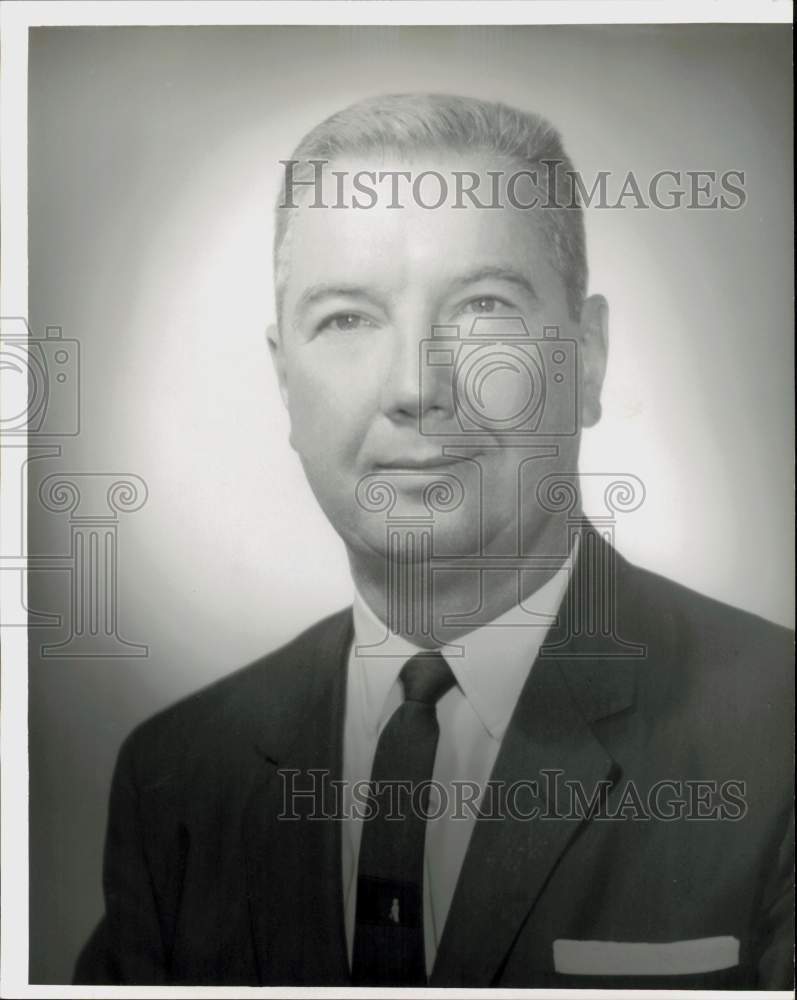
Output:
[552,935,741,977]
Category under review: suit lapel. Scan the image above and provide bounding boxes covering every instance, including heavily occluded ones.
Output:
[238,532,642,986]
[241,610,353,985]
[431,531,639,987]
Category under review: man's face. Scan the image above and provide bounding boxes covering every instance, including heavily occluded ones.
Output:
[270,153,606,564]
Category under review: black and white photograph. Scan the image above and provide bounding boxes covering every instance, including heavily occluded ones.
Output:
[1,2,793,996]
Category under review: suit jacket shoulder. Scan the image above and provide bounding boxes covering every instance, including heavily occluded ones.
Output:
[121,606,353,792]
[591,554,794,868]
[617,556,793,727]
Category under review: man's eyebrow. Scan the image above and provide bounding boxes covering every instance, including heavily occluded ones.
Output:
[449,266,538,299]
[292,268,538,318]
[294,283,375,316]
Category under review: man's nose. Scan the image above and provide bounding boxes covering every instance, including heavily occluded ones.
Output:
[380,318,451,425]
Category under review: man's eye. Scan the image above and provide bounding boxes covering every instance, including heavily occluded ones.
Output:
[319,313,373,333]
[463,296,507,315]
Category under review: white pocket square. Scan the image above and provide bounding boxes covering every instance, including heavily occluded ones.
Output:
[553,936,740,976]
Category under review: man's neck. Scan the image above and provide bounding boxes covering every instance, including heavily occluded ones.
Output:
[347,511,579,650]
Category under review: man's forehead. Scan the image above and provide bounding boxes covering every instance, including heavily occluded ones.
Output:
[284,213,555,311]
[281,157,556,300]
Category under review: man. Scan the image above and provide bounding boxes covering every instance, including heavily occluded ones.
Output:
[75,94,793,988]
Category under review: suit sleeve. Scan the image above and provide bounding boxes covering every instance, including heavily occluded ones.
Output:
[73,732,167,984]
[755,808,794,990]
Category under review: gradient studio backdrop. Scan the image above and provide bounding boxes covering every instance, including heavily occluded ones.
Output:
[28,25,793,983]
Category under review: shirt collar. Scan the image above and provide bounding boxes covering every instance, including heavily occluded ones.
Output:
[351,592,418,735]
[351,538,577,742]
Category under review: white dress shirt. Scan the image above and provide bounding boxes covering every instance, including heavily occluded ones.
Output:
[341,550,575,976]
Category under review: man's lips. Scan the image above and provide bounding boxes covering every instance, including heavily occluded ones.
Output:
[372,453,472,471]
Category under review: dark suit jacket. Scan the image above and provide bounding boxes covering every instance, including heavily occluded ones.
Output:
[75,534,794,988]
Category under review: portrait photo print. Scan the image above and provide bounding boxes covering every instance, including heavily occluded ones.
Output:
[9,11,794,995]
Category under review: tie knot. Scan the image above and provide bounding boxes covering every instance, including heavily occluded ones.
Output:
[399,652,455,705]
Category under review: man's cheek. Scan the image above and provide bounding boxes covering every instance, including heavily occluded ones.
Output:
[286,393,323,457]
[288,393,357,468]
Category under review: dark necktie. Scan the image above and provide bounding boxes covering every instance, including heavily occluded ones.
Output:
[351,651,456,986]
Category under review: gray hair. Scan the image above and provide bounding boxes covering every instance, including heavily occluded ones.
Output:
[273,92,587,320]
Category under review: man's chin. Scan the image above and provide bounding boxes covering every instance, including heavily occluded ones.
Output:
[342,514,484,566]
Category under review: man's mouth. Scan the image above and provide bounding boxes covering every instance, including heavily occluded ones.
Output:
[373,453,467,472]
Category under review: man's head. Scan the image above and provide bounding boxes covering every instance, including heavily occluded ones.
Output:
[268,93,608,568]
[273,93,588,322]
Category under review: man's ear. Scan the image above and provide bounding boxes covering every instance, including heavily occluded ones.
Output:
[267,323,290,410]
[578,294,609,428]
